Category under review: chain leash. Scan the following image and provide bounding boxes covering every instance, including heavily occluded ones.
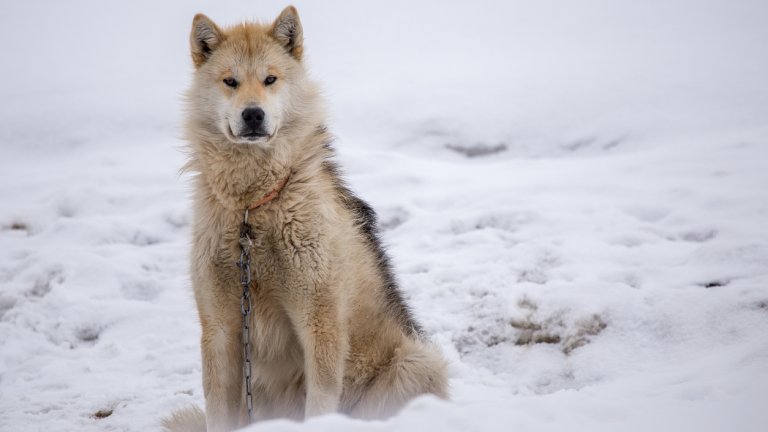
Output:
[236,208,255,423]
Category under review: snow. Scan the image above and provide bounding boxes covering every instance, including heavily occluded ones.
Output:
[1,1,767,431]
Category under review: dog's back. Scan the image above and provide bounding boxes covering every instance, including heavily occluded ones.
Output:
[319,161,449,417]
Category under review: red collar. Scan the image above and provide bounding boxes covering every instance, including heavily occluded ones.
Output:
[248,173,291,211]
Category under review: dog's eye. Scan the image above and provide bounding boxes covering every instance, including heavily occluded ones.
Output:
[223,77,238,88]
[264,75,277,86]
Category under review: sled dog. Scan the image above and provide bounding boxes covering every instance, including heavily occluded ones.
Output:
[164,6,448,432]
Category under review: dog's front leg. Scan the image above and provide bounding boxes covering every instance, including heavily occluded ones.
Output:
[288,284,348,418]
[200,311,244,432]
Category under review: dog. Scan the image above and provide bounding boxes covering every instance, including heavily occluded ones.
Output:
[163,6,448,432]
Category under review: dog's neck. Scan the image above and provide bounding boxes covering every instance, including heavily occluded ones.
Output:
[247,172,291,210]
[188,125,331,212]
[196,144,292,211]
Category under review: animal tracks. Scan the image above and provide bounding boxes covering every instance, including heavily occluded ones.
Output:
[454,296,607,359]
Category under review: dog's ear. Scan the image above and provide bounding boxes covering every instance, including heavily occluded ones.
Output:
[190,14,224,68]
[271,6,303,60]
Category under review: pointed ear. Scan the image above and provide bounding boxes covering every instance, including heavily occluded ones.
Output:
[271,6,304,60]
[190,14,224,68]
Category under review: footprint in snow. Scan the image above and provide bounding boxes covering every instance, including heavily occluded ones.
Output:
[121,278,160,301]
[2,221,30,233]
[445,142,508,158]
[29,268,65,298]
[698,279,730,289]
[677,228,717,243]
[621,205,671,223]
[75,325,102,345]
[0,296,17,320]
[378,207,409,231]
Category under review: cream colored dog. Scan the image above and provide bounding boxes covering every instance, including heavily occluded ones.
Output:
[164,6,448,432]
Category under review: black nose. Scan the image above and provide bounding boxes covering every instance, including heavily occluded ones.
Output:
[241,107,265,130]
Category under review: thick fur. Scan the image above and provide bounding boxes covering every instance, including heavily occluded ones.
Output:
[164,7,448,432]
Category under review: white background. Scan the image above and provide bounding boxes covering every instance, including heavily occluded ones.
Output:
[1,1,767,431]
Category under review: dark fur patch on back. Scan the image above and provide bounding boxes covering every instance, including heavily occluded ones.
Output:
[321,151,424,338]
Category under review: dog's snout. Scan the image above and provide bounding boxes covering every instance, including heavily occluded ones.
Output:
[242,107,265,129]
[235,106,269,140]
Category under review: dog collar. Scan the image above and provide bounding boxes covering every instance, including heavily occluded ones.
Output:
[248,173,291,211]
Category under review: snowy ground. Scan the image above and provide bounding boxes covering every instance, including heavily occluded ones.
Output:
[1,1,768,431]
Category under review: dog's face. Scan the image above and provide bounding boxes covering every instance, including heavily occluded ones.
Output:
[188,7,304,148]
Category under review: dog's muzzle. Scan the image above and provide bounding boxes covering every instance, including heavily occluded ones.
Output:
[239,107,269,140]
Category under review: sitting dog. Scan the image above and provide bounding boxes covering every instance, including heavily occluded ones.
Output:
[164,6,448,432]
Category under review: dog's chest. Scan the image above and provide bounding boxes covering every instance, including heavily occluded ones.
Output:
[207,202,322,359]
[242,217,292,282]
[237,216,304,362]
[247,286,301,363]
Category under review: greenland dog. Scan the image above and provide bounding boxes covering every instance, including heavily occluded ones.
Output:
[164,6,448,432]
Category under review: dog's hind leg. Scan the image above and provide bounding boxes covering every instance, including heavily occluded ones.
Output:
[349,339,449,420]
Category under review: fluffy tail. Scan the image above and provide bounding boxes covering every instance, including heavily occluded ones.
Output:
[349,339,449,419]
[162,406,206,432]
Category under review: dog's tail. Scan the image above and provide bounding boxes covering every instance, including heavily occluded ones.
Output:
[349,339,449,419]
[162,406,206,432]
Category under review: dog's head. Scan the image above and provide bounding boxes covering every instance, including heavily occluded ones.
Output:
[187,7,306,148]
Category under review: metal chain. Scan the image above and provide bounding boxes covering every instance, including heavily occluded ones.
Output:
[236,208,254,423]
